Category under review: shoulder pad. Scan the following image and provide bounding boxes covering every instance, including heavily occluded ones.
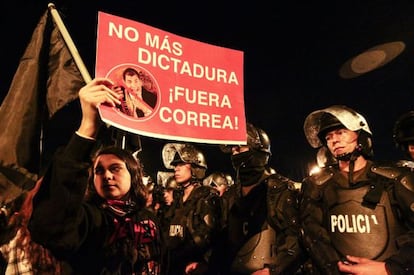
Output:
[371,165,414,192]
[400,173,414,192]
[370,166,402,180]
[193,185,219,198]
[396,160,414,169]
[267,173,300,191]
[306,167,334,186]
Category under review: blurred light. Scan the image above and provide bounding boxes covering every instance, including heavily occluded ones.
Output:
[309,165,321,176]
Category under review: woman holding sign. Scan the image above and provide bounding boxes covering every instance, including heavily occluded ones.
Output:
[28,78,163,274]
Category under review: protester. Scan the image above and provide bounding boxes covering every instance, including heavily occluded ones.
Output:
[28,78,163,274]
[159,143,222,274]
[211,122,306,274]
[1,179,63,274]
[300,105,414,274]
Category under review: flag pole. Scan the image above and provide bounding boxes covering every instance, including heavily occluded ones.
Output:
[48,3,92,83]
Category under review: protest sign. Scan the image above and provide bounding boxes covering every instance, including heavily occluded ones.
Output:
[96,11,246,144]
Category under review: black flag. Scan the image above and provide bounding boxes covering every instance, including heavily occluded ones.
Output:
[0,8,85,202]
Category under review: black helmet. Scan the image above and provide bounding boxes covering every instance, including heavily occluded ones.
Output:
[246,123,271,154]
[393,111,414,151]
[220,122,271,155]
[162,143,207,180]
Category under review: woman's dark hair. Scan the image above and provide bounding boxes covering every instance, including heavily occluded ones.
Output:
[86,146,147,208]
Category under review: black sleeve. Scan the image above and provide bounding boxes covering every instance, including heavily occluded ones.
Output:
[299,179,342,275]
[385,172,414,274]
[267,178,307,274]
[29,133,99,255]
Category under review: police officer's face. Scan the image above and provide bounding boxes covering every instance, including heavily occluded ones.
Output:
[174,163,192,184]
[93,154,132,200]
[324,128,358,158]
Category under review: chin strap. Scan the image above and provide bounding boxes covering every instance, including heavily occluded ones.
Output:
[182,181,193,189]
[336,147,362,185]
[348,159,355,185]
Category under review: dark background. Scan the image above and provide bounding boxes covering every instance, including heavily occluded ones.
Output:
[2,0,414,181]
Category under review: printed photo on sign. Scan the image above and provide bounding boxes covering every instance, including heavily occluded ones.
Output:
[95,11,246,144]
[106,64,159,120]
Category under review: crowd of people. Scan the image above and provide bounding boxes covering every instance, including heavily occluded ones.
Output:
[1,77,414,274]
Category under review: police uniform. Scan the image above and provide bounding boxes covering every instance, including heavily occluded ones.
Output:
[300,105,414,274]
[300,160,414,274]
[165,184,221,274]
[223,172,304,274]
[212,123,306,275]
[159,143,222,274]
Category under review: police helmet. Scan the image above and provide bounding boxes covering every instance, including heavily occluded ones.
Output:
[393,111,414,151]
[157,171,176,189]
[224,173,234,186]
[246,123,271,154]
[142,174,154,191]
[304,105,373,160]
[203,172,233,188]
[304,105,372,148]
[220,122,271,155]
[162,143,207,180]
[164,175,178,190]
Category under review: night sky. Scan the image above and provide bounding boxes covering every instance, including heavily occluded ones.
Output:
[2,1,414,181]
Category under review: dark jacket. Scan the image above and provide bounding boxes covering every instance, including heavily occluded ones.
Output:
[211,171,306,274]
[161,183,222,274]
[28,134,163,274]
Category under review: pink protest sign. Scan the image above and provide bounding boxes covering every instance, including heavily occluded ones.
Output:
[96,11,246,144]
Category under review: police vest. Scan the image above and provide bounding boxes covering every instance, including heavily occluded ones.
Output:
[311,165,411,260]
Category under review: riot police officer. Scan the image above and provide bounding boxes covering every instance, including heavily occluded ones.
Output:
[300,105,414,274]
[203,171,234,197]
[159,143,222,274]
[212,123,305,274]
[393,110,414,168]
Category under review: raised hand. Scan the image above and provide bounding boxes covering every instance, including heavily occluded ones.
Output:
[77,77,121,138]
